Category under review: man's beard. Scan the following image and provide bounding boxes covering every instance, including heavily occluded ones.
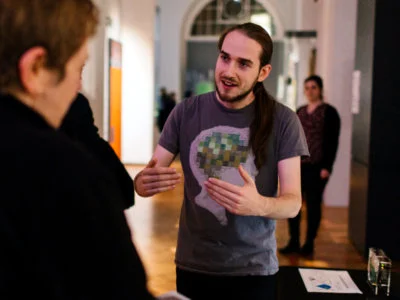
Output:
[215,77,258,104]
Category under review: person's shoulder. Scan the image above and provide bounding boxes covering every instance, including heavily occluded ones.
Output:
[63,93,92,120]
[175,92,214,113]
[74,92,90,104]
[23,129,99,173]
[296,104,307,113]
[60,92,96,135]
[271,101,304,134]
[182,91,213,105]
[323,103,340,119]
[1,127,102,196]
[324,103,338,113]
[274,101,299,120]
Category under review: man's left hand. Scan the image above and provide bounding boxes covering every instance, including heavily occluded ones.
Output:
[204,165,268,216]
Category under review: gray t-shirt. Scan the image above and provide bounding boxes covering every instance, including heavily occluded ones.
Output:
[159,92,309,276]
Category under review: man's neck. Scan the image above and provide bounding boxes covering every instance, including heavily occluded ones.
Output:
[215,91,255,110]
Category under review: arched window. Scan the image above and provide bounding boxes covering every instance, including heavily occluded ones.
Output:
[190,0,276,38]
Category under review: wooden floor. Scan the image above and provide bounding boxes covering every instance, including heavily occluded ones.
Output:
[124,162,367,296]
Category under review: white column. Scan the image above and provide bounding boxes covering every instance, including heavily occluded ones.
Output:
[157,0,194,101]
[120,0,156,164]
[316,0,358,206]
[81,0,107,138]
[296,38,316,107]
[81,0,156,164]
[81,0,123,140]
[294,0,322,107]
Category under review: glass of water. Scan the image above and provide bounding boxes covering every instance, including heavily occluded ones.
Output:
[367,247,392,296]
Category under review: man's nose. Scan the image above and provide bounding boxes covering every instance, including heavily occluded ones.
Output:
[224,62,237,77]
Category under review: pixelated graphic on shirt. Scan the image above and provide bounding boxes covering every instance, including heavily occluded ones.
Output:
[196,132,248,179]
[190,126,258,226]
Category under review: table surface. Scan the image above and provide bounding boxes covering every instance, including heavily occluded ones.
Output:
[276,266,400,300]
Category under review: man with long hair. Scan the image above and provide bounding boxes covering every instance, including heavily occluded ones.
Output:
[134,23,309,299]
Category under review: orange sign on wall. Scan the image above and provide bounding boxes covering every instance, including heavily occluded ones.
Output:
[109,39,122,158]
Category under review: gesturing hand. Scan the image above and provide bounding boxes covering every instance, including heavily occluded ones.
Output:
[204,165,268,216]
[134,158,181,197]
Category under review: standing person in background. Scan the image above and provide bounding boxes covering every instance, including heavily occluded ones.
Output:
[157,87,168,132]
[158,90,176,132]
[184,90,193,99]
[165,91,177,118]
[169,91,177,104]
[280,75,341,256]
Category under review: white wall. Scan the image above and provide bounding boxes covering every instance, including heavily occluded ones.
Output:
[157,0,193,101]
[81,0,108,138]
[103,0,122,140]
[294,0,322,107]
[120,0,156,164]
[81,0,123,140]
[82,0,156,164]
[316,0,358,206]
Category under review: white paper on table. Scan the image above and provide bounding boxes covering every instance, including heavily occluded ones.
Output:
[157,291,191,300]
[298,268,363,294]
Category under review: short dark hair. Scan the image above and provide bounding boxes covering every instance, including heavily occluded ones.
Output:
[305,75,323,89]
[0,0,99,92]
[304,75,324,100]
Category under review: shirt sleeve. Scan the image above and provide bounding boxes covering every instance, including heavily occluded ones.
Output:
[158,101,185,155]
[277,106,310,162]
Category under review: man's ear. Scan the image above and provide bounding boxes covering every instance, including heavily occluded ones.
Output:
[258,64,272,82]
[18,47,48,95]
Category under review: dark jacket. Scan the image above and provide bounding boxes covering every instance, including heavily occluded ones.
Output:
[60,93,134,209]
[0,94,153,299]
[297,103,341,172]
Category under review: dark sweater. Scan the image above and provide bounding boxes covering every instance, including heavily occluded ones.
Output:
[297,103,341,172]
[0,94,154,299]
[60,93,134,209]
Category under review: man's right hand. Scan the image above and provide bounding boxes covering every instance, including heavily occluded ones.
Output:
[134,158,181,197]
